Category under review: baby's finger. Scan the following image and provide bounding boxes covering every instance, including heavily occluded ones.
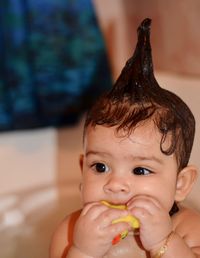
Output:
[130,206,151,221]
[127,195,162,214]
[81,202,108,218]
[96,208,129,228]
[108,221,131,239]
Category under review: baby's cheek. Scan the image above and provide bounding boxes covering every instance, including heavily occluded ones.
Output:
[82,184,101,203]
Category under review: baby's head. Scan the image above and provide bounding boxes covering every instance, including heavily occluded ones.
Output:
[84,18,195,171]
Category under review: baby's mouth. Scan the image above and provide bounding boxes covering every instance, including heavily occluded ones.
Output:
[101,200,127,210]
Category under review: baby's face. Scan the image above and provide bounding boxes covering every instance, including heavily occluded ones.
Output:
[80,122,178,212]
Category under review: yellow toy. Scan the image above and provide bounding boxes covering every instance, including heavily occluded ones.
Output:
[101,200,140,244]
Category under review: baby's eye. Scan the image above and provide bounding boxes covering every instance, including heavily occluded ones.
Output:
[92,163,109,173]
[133,167,152,175]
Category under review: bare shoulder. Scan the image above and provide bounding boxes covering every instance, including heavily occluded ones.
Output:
[172,205,200,249]
[49,214,71,258]
[49,209,81,258]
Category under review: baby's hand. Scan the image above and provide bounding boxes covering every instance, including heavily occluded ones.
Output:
[72,202,129,257]
[127,195,173,251]
[101,200,140,244]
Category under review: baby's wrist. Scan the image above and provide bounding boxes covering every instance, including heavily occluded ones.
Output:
[149,231,174,258]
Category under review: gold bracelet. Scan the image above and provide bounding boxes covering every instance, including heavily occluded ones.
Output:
[153,231,174,258]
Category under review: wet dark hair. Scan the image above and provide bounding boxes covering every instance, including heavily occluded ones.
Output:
[84,18,195,172]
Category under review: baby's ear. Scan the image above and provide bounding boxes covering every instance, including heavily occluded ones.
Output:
[175,165,198,202]
[79,154,84,173]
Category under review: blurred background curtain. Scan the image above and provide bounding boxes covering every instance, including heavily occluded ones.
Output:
[0,0,112,131]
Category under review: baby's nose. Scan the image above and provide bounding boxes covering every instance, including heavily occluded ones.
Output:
[103,175,130,193]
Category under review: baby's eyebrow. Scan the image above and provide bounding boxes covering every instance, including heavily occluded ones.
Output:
[86,150,110,157]
[86,151,164,164]
[130,155,164,164]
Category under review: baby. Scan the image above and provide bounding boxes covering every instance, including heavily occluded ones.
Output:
[50,18,200,258]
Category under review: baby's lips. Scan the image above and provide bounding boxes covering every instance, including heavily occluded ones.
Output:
[101,200,126,210]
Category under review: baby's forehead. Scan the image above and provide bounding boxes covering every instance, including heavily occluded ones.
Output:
[84,121,163,146]
[83,123,177,167]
